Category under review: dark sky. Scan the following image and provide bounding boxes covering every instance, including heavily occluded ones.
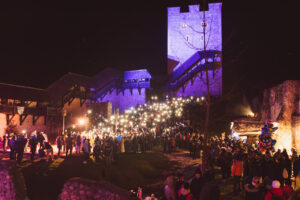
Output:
[0,0,298,95]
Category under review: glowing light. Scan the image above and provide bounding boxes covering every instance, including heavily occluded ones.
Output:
[248,111,255,117]
[273,122,279,128]
[231,132,240,140]
[22,130,26,134]
[230,122,234,130]
[72,125,76,129]
[78,118,86,125]
[87,109,92,114]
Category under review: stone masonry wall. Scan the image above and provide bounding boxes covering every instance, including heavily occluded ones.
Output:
[58,177,129,200]
[0,161,28,200]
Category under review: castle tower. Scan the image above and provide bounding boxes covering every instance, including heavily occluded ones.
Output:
[166,3,222,97]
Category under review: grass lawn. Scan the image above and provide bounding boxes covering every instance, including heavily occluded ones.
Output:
[19,152,171,200]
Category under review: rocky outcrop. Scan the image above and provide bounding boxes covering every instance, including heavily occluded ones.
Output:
[260,80,300,152]
[58,177,130,200]
[233,80,300,153]
[0,161,28,200]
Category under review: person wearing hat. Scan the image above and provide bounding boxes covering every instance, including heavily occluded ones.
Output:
[178,182,192,200]
[244,176,264,200]
[264,180,284,200]
[190,168,205,199]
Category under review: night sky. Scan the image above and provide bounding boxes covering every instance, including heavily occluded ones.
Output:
[0,0,298,96]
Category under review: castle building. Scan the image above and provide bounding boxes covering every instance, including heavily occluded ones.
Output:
[0,2,222,138]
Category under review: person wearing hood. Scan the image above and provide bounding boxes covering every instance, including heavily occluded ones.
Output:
[264,180,284,200]
[178,182,192,200]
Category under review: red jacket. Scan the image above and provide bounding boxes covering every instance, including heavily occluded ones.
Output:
[231,160,243,177]
[264,188,285,200]
[282,185,295,199]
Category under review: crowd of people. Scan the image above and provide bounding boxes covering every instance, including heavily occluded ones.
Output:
[163,126,300,200]
[1,96,300,200]
[1,129,158,166]
[1,123,300,200]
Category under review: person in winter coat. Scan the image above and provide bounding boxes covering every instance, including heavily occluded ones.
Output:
[29,135,38,161]
[37,132,45,150]
[44,141,54,162]
[282,179,295,199]
[56,135,63,157]
[218,149,227,180]
[164,175,177,200]
[199,180,220,200]
[244,176,264,200]
[93,142,101,163]
[281,153,292,183]
[2,134,7,152]
[82,139,90,164]
[178,182,192,200]
[175,173,185,194]
[65,134,73,158]
[15,135,27,164]
[231,154,243,192]
[293,156,300,181]
[264,180,285,200]
[296,171,300,192]
[190,168,205,199]
[75,134,81,154]
[9,136,16,160]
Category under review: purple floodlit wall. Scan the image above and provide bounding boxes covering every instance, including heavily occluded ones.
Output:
[168,3,222,68]
[168,3,222,97]
[99,88,146,113]
[175,68,222,97]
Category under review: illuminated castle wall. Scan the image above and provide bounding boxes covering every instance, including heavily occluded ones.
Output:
[167,3,222,97]
[100,88,146,113]
[97,69,151,113]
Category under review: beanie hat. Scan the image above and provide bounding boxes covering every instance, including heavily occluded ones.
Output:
[272,180,281,189]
